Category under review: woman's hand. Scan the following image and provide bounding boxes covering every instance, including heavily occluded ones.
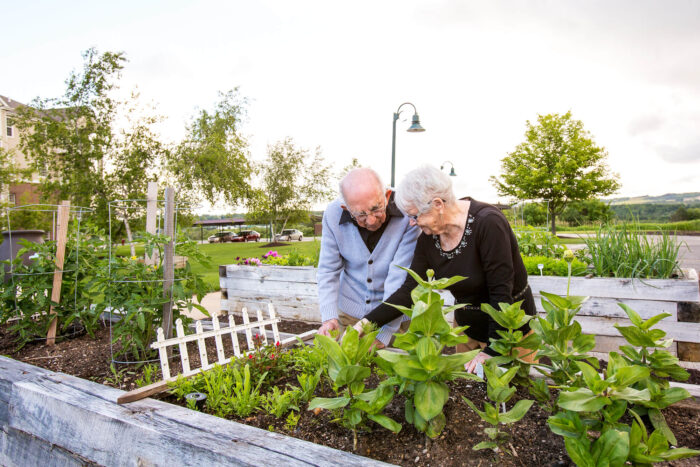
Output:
[464,351,491,374]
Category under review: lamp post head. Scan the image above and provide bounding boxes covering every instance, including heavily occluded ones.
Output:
[440,162,457,177]
[407,114,425,132]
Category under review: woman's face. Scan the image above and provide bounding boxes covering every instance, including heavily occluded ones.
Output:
[406,198,445,235]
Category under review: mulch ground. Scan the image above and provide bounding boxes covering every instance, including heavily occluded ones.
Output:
[2,321,699,467]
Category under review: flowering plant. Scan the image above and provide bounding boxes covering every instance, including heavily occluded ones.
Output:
[236,256,262,266]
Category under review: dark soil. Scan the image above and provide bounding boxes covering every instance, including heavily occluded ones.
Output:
[2,321,699,467]
[260,242,292,248]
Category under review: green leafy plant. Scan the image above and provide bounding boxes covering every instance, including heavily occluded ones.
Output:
[614,304,693,445]
[308,326,401,451]
[135,363,159,388]
[464,364,534,452]
[284,411,301,431]
[297,368,323,403]
[515,227,567,258]
[377,267,481,439]
[0,221,104,348]
[261,386,301,418]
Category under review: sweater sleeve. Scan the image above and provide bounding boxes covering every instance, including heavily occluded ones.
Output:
[364,234,430,326]
[316,209,344,322]
[477,212,516,354]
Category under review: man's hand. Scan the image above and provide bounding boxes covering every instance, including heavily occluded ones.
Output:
[352,318,370,336]
[464,351,491,374]
[318,318,340,338]
[371,339,385,350]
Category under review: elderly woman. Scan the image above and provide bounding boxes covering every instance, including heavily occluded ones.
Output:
[361,165,536,372]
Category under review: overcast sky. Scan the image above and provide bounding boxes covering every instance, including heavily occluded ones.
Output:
[3,0,699,211]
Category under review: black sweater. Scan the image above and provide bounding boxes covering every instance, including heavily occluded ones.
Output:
[364,199,535,356]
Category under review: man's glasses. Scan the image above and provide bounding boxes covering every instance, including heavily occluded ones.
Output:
[348,196,388,222]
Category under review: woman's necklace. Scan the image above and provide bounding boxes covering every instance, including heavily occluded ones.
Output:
[434,201,473,258]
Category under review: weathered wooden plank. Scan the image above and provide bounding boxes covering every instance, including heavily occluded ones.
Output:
[590,335,678,356]
[224,264,318,282]
[529,276,700,302]
[563,315,700,344]
[6,363,391,466]
[222,276,319,295]
[532,295,679,321]
[0,357,53,425]
[0,426,90,467]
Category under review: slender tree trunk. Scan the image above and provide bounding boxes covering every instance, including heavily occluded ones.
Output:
[550,205,557,236]
[122,213,136,257]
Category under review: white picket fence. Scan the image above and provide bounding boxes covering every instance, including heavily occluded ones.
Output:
[152,304,284,380]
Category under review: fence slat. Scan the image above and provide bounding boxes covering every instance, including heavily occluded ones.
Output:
[228,314,241,357]
[156,328,170,380]
[175,319,191,375]
[256,309,268,345]
[212,316,226,364]
[269,304,281,345]
[195,321,208,369]
[242,308,254,352]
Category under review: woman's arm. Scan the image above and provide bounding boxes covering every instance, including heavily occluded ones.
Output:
[363,235,430,326]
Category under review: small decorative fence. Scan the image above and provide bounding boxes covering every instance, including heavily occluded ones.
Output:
[118,304,316,404]
[220,264,700,363]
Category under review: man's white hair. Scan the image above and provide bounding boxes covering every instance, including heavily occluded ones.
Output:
[338,167,385,205]
[395,165,457,213]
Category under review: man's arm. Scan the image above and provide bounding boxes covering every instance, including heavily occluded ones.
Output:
[316,208,344,324]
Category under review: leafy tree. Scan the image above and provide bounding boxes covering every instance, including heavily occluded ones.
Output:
[169,89,253,207]
[246,138,334,236]
[14,48,126,226]
[490,111,620,234]
[561,199,614,227]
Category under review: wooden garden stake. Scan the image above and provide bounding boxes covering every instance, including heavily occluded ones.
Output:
[162,187,175,341]
[145,181,158,266]
[46,200,71,345]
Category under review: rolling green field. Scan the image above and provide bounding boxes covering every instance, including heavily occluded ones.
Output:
[114,240,321,291]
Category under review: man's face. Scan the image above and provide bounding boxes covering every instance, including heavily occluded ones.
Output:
[343,189,390,231]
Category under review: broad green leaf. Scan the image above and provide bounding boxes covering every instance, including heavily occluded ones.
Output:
[641,312,672,331]
[367,414,402,433]
[558,388,610,412]
[308,396,350,410]
[377,349,402,363]
[346,408,362,427]
[591,429,629,467]
[385,302,414,318]
[463,398,498,425]
[136,312,145,331]
[618,303,644,328]
[659,448,700,461]
[415,381,449,421]
[610,387,650,403]
[425,412,446,438]
[658,387,691,408]
[564,437,594,467]
[393,332,419,351]
[404,399,414,424]
[473,441,499,451]
[397,265,431,287]
[614,325,658,348]
[541,291,575,311]
[548,411,585,438]
[500,400,534,424]
[416,336,439,366]
[341,326,359,362]
[393,357,430,381]
[648,408,677,446]
[335,365,370,387]
[431,274,467,289]
[610,365,650,389]
[314,334,349,368]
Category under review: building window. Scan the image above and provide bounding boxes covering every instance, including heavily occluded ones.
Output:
[9,193,16,205]
[6,118,14,137]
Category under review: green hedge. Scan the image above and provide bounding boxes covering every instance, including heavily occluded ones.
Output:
[522,255,589,277]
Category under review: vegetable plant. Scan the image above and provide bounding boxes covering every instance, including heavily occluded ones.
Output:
[377,267,481,439]
[308,326,401,451]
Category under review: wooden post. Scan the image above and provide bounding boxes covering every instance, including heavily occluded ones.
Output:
[162,187,175,341]
[145,182,158,266]
[46,200,71,345]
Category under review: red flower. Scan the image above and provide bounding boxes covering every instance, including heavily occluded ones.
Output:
[248,354,254,359]
[275,341,280,347]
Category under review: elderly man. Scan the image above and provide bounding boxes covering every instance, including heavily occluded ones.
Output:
[317,167,419,347]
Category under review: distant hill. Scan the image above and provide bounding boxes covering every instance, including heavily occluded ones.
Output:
[607,192,700,205]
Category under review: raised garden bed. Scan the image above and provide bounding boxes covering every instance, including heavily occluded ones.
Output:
[2,320,700,467]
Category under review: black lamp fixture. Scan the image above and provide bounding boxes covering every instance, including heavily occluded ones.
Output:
[440,161,457,177]
[391,102,425,187]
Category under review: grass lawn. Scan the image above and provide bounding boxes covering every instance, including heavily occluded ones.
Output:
[114,240,321,291]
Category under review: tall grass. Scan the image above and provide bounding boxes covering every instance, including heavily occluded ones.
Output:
[582,223,682,278]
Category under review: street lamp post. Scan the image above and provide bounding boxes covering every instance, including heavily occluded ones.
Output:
[391,102,425,188]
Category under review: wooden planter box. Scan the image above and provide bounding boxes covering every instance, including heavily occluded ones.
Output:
[0,357,390,467]
[220,265,700,362]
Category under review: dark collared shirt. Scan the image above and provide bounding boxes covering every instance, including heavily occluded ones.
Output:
[339,192,404,253]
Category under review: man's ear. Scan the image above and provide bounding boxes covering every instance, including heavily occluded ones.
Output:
[385,189,392,198]
[340,204,348,211]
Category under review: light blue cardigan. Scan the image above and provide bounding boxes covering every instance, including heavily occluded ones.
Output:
[317,198,419,344]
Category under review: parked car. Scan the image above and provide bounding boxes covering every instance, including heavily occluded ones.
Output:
[208,231,236,243]
[274,229,303,242]
[237,230,261,242]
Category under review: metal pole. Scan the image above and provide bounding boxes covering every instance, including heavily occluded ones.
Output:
[391,112,398,188]
[162,187,175,341]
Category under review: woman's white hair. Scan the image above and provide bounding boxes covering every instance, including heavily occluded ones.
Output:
[395,165,457,213]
